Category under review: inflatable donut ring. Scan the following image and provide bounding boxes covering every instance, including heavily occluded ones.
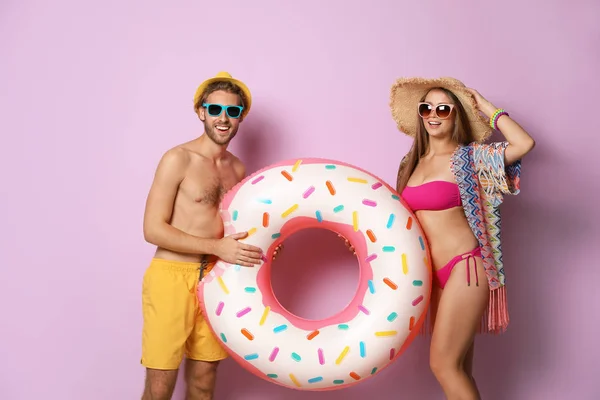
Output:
[197,158,431,391]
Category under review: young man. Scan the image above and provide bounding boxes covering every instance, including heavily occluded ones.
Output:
[140,72,263,400]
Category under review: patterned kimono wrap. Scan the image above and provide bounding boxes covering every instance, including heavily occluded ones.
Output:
[415,141,521,334]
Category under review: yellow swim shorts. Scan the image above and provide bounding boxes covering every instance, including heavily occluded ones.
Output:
[141,257,229,370]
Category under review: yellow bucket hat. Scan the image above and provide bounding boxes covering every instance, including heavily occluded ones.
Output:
[193,71,252,118]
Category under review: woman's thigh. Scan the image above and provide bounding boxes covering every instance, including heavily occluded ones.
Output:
[430,256,489,366]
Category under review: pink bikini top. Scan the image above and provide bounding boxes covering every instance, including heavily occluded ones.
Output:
[401,181,462,211]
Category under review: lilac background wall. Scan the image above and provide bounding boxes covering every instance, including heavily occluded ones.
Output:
[1,0,599,399]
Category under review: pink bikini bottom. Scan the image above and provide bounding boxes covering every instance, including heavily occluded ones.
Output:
[434,247,482,289]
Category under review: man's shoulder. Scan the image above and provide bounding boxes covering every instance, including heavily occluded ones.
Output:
[163,145,192,162]
[157,146,194,173]
[226,151,246,179]
[225,151,243,165]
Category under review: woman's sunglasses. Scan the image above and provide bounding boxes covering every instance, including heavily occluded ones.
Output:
[202,103,244,119]
[418,102,454,119]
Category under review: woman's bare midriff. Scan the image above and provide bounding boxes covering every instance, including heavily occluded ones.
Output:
[414,206,479,271]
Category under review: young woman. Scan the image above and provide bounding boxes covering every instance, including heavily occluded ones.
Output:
[389,77,535,399]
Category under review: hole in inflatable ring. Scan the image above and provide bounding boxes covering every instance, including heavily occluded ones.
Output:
[270,228,359,321]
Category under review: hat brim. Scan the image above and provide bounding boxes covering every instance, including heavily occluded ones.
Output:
[389,77,491,142]
[193,76,252,118]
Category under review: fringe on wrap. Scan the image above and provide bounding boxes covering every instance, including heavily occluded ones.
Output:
[418,286,509,335]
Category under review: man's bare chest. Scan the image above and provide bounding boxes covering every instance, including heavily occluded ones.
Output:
[181,170,238,206]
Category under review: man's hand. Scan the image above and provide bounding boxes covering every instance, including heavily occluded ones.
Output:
[214,232,263,267]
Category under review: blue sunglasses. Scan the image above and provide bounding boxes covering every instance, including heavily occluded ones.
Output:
[202,103,244,119]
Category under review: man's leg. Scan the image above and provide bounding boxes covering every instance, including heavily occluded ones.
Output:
[184,359,221,400]
[142,369,178,400]
[185,262,229,400]
[141,259,199,399]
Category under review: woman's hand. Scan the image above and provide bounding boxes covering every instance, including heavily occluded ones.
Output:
[272,235,356,261]
[466,87,535,164]
[338,234,356,255]
[465,87,497,118]
[272,243,284,260]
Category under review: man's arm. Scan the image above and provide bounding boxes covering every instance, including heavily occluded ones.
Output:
[142,149,263,266]
[143,148,218,255]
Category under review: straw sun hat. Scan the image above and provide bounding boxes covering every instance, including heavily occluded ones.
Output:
[389,77,492,142]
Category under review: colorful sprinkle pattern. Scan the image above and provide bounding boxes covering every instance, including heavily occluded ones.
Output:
[198,159,430,390]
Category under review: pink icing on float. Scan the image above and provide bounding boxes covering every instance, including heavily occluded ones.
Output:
[198,158,432,391]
